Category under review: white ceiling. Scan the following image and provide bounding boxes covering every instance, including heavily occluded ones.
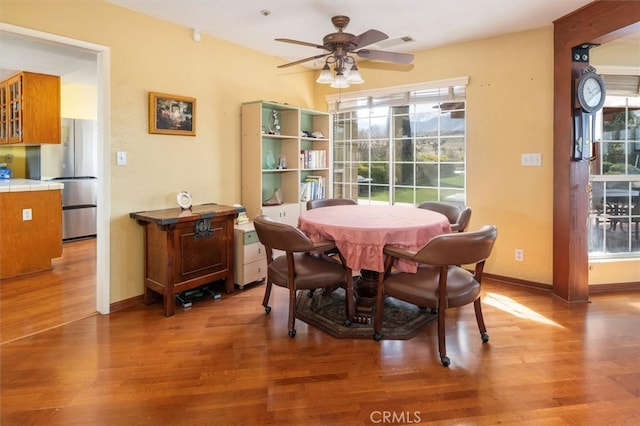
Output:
[105,0,594,69]
[0,30,98,84]
[2,0,636,86]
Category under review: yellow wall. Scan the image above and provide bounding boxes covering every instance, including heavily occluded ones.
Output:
[1,0,636,304]
[0,146,23,177]
[589,259,639,285]
[316,28,558,284]
[1,0,316,303]
[61,83,97,119]
[314,29,639,287]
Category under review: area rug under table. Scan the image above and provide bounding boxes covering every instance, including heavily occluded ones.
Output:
[295,288,437,340]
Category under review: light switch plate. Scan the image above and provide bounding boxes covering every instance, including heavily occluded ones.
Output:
[521,153,542,166]
[116,151,127,166]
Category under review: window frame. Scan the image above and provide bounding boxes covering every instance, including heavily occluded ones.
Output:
[588,95,640,259]
[327,78,468,206]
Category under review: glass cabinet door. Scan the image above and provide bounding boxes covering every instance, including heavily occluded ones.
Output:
[7,75,22,143]
[0,83,7,143]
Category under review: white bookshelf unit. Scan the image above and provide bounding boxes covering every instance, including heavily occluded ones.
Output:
[241,100,332,225]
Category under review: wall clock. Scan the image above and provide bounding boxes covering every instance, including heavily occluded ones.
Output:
[572,66,605,162]
[575,68,606,114]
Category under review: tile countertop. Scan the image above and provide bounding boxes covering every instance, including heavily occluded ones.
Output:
[0,179,64,192]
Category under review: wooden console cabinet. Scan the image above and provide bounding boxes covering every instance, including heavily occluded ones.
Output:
[130,203,241,316]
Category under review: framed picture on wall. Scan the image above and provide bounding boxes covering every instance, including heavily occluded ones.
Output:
[149,92,196,136]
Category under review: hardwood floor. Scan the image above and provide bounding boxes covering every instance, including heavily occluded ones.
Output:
[1,241,639,425]
[0,238,96,345]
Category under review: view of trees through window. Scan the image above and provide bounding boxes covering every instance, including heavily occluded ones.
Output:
[588,96,640,258]
[332,100,466,207]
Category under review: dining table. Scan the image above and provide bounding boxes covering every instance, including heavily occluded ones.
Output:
[298,204,451,322]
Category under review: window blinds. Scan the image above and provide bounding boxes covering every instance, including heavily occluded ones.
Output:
[325,76,469,113]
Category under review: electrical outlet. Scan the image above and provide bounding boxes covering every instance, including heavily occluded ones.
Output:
[515,248,524,262]
[22,208,32,221]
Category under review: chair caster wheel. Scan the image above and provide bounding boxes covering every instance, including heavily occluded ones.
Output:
[264,305,271,314]
[481,333,489,343]
[344,319,352,327]
[373,332,382,341]
[288,329,296,338]
[440,356,450,367]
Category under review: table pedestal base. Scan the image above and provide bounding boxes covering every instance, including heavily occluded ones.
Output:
[353,269,379,324]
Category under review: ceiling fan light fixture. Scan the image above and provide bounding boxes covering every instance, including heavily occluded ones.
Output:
[346,63,364,84]
[330,72,350,88]
[277,15,413,89]
[316,64,334,84]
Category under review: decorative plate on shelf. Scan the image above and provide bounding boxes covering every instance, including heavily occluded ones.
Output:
[177,191,192,210]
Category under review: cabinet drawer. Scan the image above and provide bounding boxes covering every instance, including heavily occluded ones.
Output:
[243,259,267,284]
[244,242,265,264]
[243,230,259,245]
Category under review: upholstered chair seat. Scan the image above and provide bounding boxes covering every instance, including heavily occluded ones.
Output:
[254,215,354,337]
[374,225,498,366]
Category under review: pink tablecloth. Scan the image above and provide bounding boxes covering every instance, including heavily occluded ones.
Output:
[298,205,451,273]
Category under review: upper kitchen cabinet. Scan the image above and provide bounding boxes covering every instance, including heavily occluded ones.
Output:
[0,72,60,144]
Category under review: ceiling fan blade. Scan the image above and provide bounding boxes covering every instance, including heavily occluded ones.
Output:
[278,53,330,68]
[349,29,388,49]
[357,62,415,72]
[275,38,328,50]
[356,49,414,64]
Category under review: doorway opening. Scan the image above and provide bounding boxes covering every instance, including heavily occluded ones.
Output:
[0,23,111,316]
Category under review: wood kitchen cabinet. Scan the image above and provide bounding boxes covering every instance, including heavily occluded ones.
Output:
[0,180,64,278]
[0,71,60,144]
[130,204,241,316]
[0,83,6,142]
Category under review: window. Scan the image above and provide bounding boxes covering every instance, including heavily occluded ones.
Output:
[329,78,467,207]
[588,96,640,258]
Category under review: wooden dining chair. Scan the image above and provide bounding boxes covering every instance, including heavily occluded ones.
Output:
[373,225,498,366]
[253,215,355,337]
[306,197,357,210]
[417,201,472,232]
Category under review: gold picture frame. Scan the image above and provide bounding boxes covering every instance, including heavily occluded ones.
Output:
[149,92,196,136]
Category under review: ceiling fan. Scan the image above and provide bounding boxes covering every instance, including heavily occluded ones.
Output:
[275,16,414,87]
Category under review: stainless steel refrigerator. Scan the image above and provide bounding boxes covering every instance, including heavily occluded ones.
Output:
[28,118,98,240]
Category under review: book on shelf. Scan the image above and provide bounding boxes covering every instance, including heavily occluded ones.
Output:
[300,149,327,169]
[300,175,325,202]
